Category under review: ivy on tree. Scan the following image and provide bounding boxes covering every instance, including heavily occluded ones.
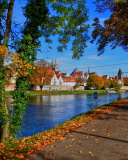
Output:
[0,0,89,142]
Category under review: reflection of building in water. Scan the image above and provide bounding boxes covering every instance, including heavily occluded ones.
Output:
[29,96,43,106]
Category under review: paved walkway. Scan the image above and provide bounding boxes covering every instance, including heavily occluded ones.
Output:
[28,102,128,160]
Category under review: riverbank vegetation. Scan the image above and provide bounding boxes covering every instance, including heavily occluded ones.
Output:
[0,98,128,159]
[27,90,107,95]
[6,90,107,97]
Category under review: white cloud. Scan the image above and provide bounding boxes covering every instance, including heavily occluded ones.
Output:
[87,55,108,60]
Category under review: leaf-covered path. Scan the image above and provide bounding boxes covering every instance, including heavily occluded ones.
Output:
[28,101,128,160]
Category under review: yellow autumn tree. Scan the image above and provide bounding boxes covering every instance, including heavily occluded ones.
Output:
[87,74,104,89]
[27,60,54,90]
[102,78,111,89]
[0,45,34,142]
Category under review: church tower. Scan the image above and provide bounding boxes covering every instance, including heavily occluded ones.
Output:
[118,69,124,84]
[52,59,59,72]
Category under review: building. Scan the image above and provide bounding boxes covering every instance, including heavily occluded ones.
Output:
[70,67,83,78]
[84,72,98,80]
[118,69,124,84]
[102,75,109,79]
[62,77,76,86]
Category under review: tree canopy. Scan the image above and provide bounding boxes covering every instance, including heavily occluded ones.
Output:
[91,0,128,55]
[27,60,53,90]
[1,0,89,59]
[87,74,104,89]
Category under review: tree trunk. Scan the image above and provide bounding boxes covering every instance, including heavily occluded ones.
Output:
[3,0,15,46]
[0,0,15,143]
[1,119,10,142]
[0,56,10,143]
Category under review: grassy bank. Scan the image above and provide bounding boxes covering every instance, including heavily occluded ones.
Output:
[1,98,127,159]
[27,90,107,96]
[6,89,128,97]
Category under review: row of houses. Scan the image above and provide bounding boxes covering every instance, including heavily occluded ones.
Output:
[5,59,128,91]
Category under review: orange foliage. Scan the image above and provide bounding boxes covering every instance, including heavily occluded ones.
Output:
[87,74,104,89]
[92,1,128,54]
[0,45,33,79]
[27,66,54,87]
[0,45,8,56]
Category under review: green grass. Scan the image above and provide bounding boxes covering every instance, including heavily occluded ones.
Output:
[27,90,107,96]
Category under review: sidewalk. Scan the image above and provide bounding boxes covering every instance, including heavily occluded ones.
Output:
[28,102,128,160]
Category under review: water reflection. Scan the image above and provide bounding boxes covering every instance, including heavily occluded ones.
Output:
[6,92,128,138]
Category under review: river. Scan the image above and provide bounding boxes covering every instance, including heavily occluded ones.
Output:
[6,92,128,139]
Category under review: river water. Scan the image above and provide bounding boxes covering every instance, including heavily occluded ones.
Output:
[7,92,128,138]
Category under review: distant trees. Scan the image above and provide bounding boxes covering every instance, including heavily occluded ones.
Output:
[102,78,111,89]
[109,79,122,89]
[124,80,128,86]
[87,75,122,90]
[87,74,104,89]
[74,77,85,89]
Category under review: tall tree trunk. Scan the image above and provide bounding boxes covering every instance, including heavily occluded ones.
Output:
[0,0,15,143]
[3,0,15,46]
[0,55,10,142]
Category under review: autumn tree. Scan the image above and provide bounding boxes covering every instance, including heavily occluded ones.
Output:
[74,77,85,89]
[91,0,128,55]
[0,46,33,142]
[102,78,111,89]
[124,80,128,86]
[27,60,53,90]
[0,0,89,142]
[110,78,122,89]
[87,74,104,89]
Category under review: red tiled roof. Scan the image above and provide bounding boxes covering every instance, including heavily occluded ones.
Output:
[102,75,108,78]
[123,77,128,82]
[62,77,76,82]
[71,71,83,77]
[110,77,118,81]
[61,73,67,76]
[55,71,60,74]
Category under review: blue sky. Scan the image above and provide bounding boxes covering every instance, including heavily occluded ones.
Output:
[14,0,128,77]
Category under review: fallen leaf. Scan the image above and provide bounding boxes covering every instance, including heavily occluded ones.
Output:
[89,151,92,154]
[49,152,54,155]
[60,137,65,140]
[79,150,83,153]
[44,155,49,159]
[50,145,56,147]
